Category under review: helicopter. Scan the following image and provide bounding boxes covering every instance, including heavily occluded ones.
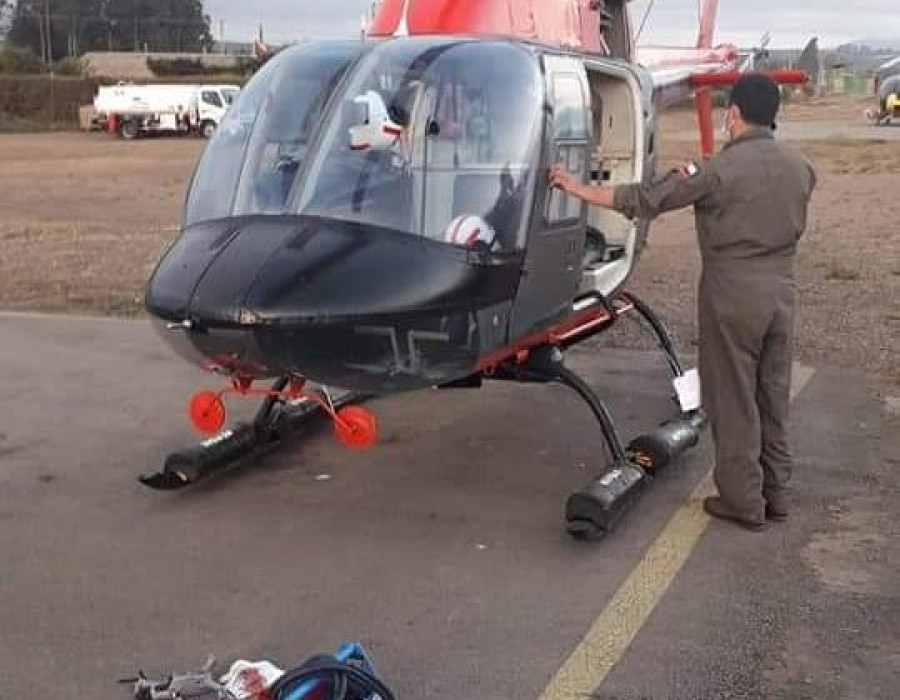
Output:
[141,0,806,539]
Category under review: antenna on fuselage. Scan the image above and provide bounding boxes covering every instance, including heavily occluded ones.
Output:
[634,0,658,44]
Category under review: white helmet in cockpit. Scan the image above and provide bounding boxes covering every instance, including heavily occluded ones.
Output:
[443,215,498,251]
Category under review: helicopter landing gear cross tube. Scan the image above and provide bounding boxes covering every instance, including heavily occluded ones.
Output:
[141,289,705,540]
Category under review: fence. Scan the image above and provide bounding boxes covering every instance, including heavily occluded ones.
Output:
[823,69,877,96]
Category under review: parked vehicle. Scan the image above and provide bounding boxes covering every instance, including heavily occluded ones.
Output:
[93,83,240,139]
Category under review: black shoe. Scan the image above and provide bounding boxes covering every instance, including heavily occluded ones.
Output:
[703,497,765,532]
[765,501,788,522]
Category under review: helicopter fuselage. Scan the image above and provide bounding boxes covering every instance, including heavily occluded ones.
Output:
[145,36,654,393]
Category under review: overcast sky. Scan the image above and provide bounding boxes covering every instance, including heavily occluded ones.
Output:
[203,0,899,50]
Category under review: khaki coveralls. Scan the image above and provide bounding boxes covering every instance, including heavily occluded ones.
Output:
[613,128,817,522]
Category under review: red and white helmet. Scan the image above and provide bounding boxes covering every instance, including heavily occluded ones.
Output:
[443,215,497,250]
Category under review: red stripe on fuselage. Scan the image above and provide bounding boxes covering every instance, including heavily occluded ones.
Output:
[476,298,633,372]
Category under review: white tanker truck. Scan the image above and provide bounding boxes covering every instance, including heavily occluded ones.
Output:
[93,83,240,139]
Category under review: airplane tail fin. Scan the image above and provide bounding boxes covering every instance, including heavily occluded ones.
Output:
[795,37,821,84]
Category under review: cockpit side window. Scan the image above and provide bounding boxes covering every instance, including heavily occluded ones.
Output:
[545,73,589,225]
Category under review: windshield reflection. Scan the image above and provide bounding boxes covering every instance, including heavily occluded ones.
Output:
[296,40,543,252]
[184,42,364,225]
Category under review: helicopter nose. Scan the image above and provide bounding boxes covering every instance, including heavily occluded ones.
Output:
[241,218,503,321]
[144,218,242,323]
[145,214,522,387]
[149,213,525,329]
[146,216,316,325]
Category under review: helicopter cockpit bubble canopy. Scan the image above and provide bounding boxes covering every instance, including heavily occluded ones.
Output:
[184,41,366,225]
[184,38,543,255]
[295,39,543,253]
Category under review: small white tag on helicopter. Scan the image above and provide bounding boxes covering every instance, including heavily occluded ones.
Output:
[673,368,701,412]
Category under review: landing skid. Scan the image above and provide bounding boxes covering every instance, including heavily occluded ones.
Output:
[481,291,706,540]
[139,382,366,491]
[140,291,706,541]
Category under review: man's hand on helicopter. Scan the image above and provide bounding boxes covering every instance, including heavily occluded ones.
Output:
[548,164,615,208]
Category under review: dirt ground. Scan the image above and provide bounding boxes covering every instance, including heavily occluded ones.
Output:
[0,95,897,387]
[0,135,199,315]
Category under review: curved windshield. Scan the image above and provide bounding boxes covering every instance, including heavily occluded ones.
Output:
[295,40,543,252]
[184,42,364,226]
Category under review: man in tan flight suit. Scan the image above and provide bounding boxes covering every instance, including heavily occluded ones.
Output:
[550,74,816,531]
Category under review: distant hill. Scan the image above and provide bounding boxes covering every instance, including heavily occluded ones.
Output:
[824,40,898,73]
[850,39,900,52]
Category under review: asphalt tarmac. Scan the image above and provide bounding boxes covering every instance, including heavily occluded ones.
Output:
[0,313,896,699]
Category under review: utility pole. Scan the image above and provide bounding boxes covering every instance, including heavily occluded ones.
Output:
[70,10,78,57]
[37,10,46,63]
[43,0,53,64]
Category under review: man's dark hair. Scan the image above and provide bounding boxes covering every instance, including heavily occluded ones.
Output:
[729,73,781,127]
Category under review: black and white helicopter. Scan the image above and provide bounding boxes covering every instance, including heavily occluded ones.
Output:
[141,0,804,539]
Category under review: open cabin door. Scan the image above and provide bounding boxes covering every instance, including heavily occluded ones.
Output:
[509,56,591,338]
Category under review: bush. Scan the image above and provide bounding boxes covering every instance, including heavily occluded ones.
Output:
[0,76,100,126]
[54,57,91,77]
[148,56,256,77]
[148,57,206,76]
[235,57,258,75]
[0,47,45,75]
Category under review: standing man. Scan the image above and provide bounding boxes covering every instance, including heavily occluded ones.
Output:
[549,74,816,531]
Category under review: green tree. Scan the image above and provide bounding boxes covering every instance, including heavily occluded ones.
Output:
[104,1,213,53]
[6,0,213,61]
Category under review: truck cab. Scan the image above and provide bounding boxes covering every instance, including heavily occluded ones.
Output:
[196,85,242,137]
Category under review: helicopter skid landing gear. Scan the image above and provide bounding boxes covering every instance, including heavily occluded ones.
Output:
[565,408,707,540]
[139,377,369,491]
[490,292,706,540]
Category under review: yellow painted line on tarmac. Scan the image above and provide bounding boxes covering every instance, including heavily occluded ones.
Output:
[538,363,816,700]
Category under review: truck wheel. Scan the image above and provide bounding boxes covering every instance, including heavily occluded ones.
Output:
[200,120,216,139]
[119,120,138,140]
